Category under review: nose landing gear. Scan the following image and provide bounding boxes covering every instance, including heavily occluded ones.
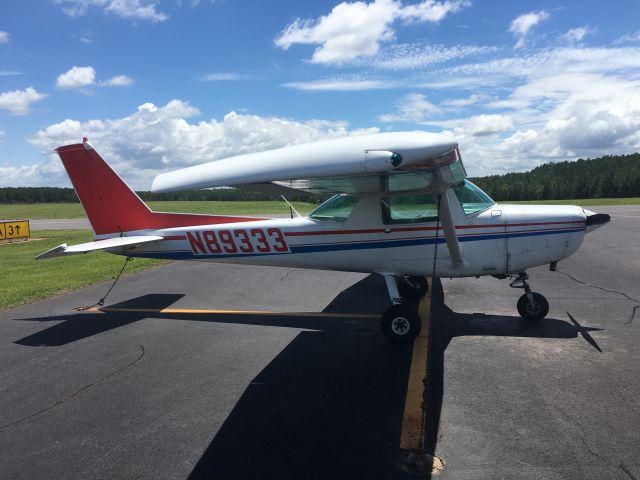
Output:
[398,276,429,300]
[510,272,549,321]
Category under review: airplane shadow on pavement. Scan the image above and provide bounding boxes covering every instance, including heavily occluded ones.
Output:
[12,276,602,479]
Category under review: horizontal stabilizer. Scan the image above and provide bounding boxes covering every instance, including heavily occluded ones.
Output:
[35,235,164,260]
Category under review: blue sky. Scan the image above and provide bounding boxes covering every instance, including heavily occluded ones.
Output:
[1,0,640,188]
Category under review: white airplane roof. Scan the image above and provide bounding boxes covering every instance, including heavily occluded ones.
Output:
[151,131,458,194]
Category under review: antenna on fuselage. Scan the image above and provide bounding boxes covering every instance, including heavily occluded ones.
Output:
[280,195,302,219]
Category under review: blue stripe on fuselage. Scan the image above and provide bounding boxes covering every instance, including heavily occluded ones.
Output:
[128,227,584,260]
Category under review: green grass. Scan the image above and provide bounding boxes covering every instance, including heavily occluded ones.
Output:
[147,200,315,215]
[0,200,317,220]
[504,197,640,206]
[1,196,637,221]
[0,230,166,310]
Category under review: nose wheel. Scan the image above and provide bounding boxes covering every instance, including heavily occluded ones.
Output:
[510,272,549,321]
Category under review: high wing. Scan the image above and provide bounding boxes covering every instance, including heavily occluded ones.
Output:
[35,235,164,260]
[151,132,461,195]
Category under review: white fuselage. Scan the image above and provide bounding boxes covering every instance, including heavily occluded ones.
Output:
[125,193,587,278]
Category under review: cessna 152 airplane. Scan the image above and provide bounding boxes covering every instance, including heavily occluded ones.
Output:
[37,132,610,342]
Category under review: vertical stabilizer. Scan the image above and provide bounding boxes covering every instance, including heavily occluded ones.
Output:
[56,141,154,235]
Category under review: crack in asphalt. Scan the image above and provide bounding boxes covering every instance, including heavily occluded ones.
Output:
[0,345,145,431]
[620,464,639,480]
[549,403,634,478]
[278,269,297,282]
[556,270,640,324]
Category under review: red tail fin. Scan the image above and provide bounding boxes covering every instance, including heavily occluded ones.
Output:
[56,141,265,236]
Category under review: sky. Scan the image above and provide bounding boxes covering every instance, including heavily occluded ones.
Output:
[1,0,640,189]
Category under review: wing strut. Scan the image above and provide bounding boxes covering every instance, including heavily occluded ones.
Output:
[436,187,467,268]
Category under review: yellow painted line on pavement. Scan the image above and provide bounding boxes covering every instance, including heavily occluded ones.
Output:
[88,306,379,319]
[399,278,432,450]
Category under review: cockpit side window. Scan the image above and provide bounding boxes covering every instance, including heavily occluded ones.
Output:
[381,193,438,225]
[453,180,495,215]
[309,194,358,222]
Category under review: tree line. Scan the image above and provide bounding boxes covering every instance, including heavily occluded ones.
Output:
[0,186,320,204]
[470,153,640,201]
[1,152,638,203]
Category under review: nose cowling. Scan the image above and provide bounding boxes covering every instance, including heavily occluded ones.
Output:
[584,209,611,233]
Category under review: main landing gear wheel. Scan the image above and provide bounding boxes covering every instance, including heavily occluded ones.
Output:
[517,292,549,321]
[397,276,429,300]
[381,305,422,342]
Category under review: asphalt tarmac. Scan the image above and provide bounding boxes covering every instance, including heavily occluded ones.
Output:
[1,205,638,479]
[30,218,91,230]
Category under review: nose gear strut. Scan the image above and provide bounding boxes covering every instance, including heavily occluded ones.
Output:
[509,272,549,321]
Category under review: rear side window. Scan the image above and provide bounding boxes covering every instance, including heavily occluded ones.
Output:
[309,194,358,222]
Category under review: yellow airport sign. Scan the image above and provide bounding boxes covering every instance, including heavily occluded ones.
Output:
[0,220,30,240]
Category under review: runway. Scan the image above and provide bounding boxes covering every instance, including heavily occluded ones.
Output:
[1,205,638,479]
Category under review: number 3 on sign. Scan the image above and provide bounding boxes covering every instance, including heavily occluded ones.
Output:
[2,221,30,239]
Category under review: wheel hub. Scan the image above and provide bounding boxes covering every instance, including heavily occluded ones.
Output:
[391,316,410,335]
[526,302,541,315]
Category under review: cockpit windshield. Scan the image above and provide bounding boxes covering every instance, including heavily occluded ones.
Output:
[453,180,495,215]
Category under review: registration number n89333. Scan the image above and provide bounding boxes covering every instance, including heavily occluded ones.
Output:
[186,228,289,255]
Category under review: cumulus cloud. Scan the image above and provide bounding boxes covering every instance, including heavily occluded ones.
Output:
[379,91,494,122]
[19,100,378,188]
[0,159,69,188]
[53,0,168,22]
[378,46,640,176]
[562,26,590,45]
[0,87,48,115]
[509,10,549,49]
[378,93,441,122]
[397,0,469,23]
[0,31,10,44]
[614,31,640,44]
[275,0,470,65]
[440,93,487,107]
[57,66,133,90]
[494,72,640,155]
[56,66,96,89]
[434,114,513,136]
[71,32,94,43]
[99,74,134,87]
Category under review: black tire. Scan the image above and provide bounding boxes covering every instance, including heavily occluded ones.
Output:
[381,305,422,342]
[398,276,429,300]
[517,292,549,321]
